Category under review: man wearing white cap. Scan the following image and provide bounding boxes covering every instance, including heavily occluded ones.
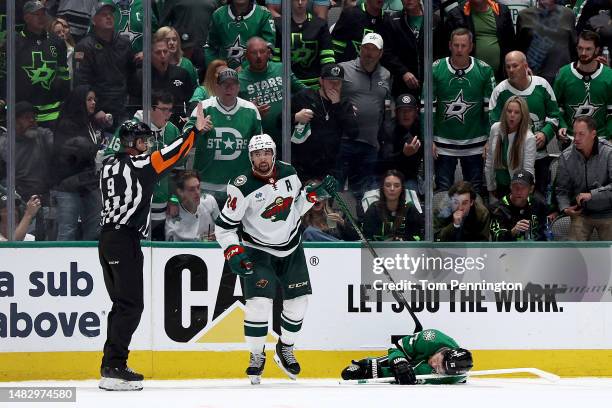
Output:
[338,32,391,209]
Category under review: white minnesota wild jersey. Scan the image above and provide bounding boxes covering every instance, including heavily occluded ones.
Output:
[215,161,314,257]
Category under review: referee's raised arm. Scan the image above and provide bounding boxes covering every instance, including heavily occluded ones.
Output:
[147,102,212,176]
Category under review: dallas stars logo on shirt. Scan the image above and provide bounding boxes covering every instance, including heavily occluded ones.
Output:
[569,94,602,119]
[117,0,142,45]
[23,51,57,90]
[209,127,248,161]
[227,35,247,65]
[442,89,476,123]
[119,19,141,45]
[291,33,317,68]
[261,196,294,222]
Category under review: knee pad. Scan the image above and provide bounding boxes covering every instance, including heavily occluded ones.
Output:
[282,295,308,321]
[245,297,273,322]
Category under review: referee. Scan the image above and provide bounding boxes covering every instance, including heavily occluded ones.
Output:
[97,104,211,391]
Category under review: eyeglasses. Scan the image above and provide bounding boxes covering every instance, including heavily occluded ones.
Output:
[153,106,173,114]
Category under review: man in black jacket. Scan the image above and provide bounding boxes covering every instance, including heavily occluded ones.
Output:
[443,0,515,81]
[377,93,422,192]
[74,1,138,130]
[381,0,443,97]
[0,101,54,240]
[291,63,358,181]
[132,37,195,128]
[489,170,548,241]
[15,1,70,128]
[331,0,386,63]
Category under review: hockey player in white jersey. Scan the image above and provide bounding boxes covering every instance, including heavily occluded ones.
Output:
[215,134,336,384]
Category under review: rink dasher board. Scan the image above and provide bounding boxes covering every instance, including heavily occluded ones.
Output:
[1,243,611,380]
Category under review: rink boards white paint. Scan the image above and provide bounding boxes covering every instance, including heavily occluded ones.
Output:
[0,243,611,380]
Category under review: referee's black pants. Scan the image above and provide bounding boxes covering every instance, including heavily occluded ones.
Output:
[98,225,144,369]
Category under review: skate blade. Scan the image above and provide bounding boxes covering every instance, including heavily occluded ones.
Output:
[248,375,262,385]
[99,377,143,391]
[273,354,297,380]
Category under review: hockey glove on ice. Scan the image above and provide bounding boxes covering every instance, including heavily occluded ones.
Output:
[390,357,416,385]
[306,175,337,203]
[224,245,253,277]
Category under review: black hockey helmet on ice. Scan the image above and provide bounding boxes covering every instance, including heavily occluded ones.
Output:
[442,348,473,375]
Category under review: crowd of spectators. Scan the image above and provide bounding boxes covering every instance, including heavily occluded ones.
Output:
[0,0,611,242]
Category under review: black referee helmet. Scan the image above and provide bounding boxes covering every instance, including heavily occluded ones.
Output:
[118,120,153,148]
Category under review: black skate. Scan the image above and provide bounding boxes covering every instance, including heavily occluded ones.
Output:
[99,366,144,391]
[246,351,266,385]
[274,340,300,380]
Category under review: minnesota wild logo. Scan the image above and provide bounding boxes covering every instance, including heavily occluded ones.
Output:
[261,196,293,222]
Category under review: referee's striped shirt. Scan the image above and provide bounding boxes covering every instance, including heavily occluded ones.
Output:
[99,128,198,238]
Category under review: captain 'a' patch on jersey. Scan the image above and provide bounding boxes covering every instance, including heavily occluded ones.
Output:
[188,97,262,185]
[554,63,612,137]
[216,162,313,256]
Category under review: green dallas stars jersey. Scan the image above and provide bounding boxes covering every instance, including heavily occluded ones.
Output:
[184,97,262,186]
[215,161,314,257]
[428,57,496,156]
[204,3,276,69]
[114,0,159,53]
[355,329,466,385]
[272,14,335,89]
[553,63,612,139]
[489,76,560,158]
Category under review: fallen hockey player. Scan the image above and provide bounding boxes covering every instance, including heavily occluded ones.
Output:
[341,329,473,384]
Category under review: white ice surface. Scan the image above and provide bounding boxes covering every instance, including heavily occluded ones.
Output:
[1,378,611,408]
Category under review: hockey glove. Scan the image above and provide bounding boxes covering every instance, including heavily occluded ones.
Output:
[306,175,337,203]
[390,357,416,385]
[224,245,253,277]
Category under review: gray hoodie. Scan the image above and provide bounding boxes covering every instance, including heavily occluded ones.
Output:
[556,138,612,218]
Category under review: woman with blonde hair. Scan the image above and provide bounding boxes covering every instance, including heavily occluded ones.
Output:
[485,95,536,200]
[49,17,75,87]
[155,26,198,86]
[188,59,228,108]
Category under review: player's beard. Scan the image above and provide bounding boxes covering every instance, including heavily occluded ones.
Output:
[579,53,596,65]
[255,161,273,177]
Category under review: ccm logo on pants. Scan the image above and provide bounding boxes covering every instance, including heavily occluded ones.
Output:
[288,281,309,289]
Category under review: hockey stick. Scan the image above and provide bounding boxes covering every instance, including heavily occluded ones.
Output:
[340,368,560,385]
[331,190,423,333]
